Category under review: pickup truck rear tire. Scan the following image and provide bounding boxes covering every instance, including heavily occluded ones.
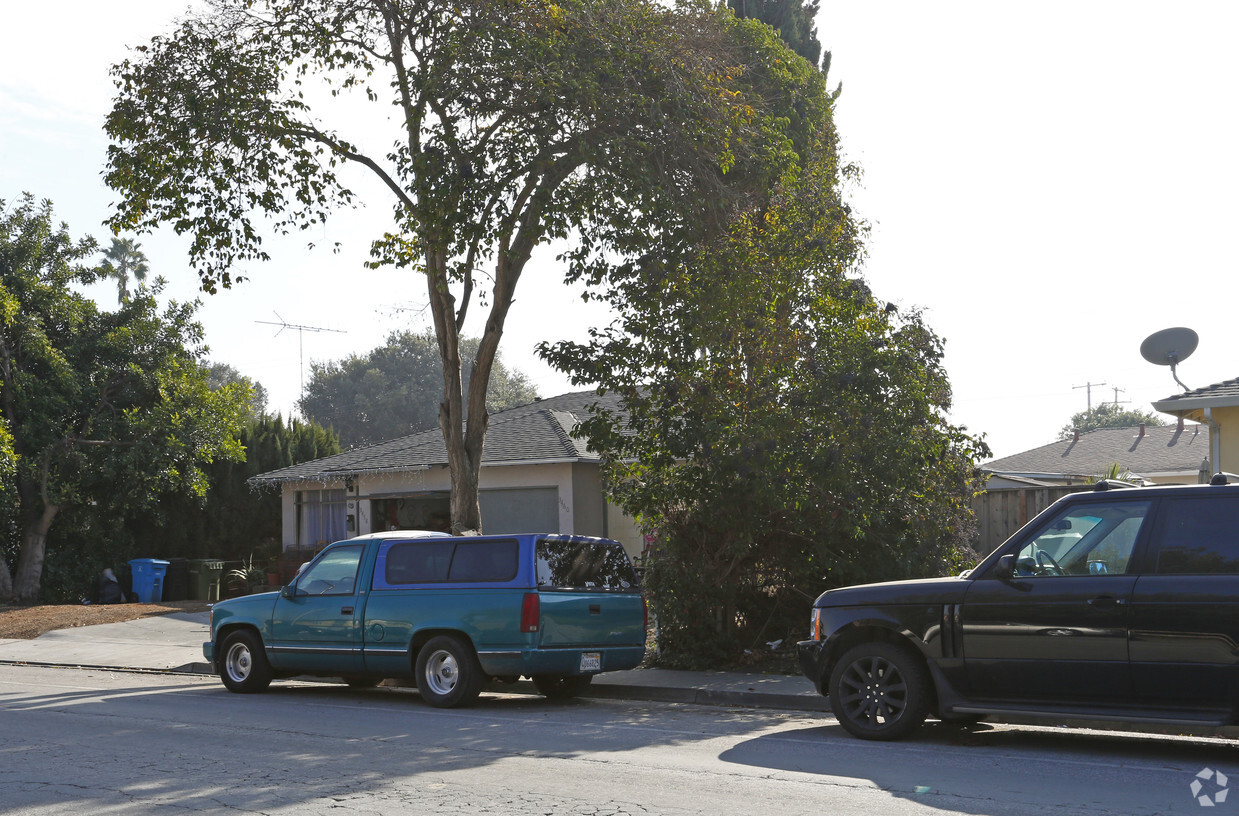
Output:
[218,630,273,694]
[532,674,593,700]
[415,635,483,708]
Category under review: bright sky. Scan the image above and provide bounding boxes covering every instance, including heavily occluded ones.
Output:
[2,2,1236,459]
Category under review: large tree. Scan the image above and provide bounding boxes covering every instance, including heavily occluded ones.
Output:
[105,0,821,533]
[0,195,248,603]
[542,123,990,666]
[1059,402,1166,440]
[298,330,538,447]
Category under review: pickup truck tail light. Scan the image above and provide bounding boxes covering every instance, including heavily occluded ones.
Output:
[520,592,540,633]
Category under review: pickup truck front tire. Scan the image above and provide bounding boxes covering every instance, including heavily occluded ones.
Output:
[415,635,483,708]
[219,630,273,694]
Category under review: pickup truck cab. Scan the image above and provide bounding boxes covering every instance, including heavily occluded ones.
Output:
[203,531,647,707]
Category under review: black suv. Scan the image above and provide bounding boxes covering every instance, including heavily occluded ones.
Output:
[798,479,1239,740]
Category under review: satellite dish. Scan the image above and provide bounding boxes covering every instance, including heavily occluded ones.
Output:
[1140,327,1198,392]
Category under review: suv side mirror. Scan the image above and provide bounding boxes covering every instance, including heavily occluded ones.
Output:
[993,553,1016,581]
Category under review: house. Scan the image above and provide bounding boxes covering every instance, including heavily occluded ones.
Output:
[981,419,1210,487]
[1152,377,1239,478]
[251,391,644,559]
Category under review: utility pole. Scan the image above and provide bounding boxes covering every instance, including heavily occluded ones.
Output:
[1110,386,1129,407]
[1073,381,1107,413]
[256,312,347,399]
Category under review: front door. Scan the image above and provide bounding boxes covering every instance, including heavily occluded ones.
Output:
[269,544,366,674]
[962,499,1151,702]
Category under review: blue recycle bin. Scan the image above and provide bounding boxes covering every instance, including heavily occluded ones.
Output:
[128,558,171,603]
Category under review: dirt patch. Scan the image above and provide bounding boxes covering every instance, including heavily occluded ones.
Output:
[0,601,213,640]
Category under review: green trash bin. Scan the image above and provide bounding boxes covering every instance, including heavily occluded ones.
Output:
[187,559,224,602]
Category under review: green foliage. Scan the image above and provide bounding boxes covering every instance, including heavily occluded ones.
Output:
[104,0,828,532]
[0,194,249,603]
[1059,402,1166,440]
[207,362,269,420]
[542,111,990,668]
[729,0,825,70]
[298,331,538,448]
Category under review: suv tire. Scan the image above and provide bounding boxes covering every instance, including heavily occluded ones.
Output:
[828,642,931,740]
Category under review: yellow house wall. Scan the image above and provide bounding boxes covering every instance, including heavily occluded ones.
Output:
[1211,405,1239,476]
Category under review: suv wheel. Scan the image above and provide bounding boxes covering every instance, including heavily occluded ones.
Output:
[828,642,931,741]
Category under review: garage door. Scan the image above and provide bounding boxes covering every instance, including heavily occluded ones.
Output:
[480,488,559,533]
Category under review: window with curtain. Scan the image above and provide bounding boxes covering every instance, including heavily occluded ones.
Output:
[297,489,348,548]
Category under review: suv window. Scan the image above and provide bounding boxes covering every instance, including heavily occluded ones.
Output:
[536,538,639,591]
[1154,496,1239,574]
[1014,500,1150,576]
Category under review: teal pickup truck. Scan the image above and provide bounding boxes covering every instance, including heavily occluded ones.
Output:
[203,531,647,707]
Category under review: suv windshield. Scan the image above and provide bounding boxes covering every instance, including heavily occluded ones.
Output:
[536,538,639,591]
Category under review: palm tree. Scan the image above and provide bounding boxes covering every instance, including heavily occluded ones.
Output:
[100,237,150,303]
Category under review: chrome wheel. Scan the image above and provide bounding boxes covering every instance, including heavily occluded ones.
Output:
[224,640,253,684]
[414,636,483,708]
[423,648,460,696]
[217,630,272,694]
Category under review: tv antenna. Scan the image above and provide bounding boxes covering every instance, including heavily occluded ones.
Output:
[256,312,347,396]
[1140,326,1198,393]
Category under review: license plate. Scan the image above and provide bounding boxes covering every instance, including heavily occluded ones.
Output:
[579,652,602,672]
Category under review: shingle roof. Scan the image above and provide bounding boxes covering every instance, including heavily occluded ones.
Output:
[252,390,626,484]
[983,423,1209,479]
[1153,377,1239,412]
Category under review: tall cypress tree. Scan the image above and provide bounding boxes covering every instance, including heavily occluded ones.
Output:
[729,0,827,71]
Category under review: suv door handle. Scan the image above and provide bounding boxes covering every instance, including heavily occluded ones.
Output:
[1087,596,1126,607]
[341,606,355,615]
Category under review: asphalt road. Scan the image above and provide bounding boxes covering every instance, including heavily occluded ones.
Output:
[3,665,1238,815]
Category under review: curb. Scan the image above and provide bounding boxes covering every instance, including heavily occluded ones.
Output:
[504,678,831,711]
[0,658,830,712]
[0,658,215,676]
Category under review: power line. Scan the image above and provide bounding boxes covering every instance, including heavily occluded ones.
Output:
[1073,381,1107,412]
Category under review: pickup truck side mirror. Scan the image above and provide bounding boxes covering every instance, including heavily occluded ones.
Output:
[993,553,1017,581]
[280,584,296,599]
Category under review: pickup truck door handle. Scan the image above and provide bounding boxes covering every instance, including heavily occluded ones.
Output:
[1086,596,1125,608]
[341,606,355,615]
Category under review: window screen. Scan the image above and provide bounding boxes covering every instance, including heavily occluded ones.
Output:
[1155,497,1239,574]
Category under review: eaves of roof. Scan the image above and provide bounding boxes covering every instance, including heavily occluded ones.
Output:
[1153,377,1239,413]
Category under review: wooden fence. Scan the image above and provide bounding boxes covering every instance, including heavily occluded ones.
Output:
[970,485,1092,555]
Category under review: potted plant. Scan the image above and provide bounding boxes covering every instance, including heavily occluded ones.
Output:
[226,554,266,593]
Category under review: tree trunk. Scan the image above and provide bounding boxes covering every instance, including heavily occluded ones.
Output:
[12,501,58,604]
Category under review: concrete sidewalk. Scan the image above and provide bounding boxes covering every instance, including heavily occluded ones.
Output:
[0,611,829,713]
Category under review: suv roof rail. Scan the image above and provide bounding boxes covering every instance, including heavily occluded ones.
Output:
[1093,479,1137,491]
